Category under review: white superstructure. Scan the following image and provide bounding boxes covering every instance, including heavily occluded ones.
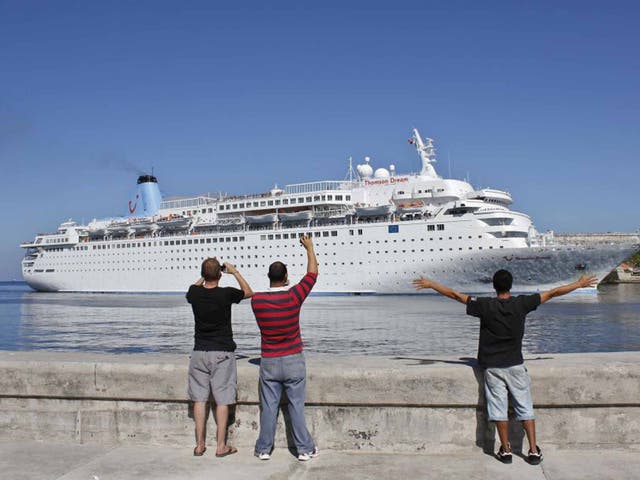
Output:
[20,129,640,293]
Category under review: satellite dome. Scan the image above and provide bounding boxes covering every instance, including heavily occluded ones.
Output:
[374,168,390,179]
[357,163,373,178]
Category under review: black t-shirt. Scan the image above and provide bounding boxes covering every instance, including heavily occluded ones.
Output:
[466,293,541,368]
[186,285,244,352]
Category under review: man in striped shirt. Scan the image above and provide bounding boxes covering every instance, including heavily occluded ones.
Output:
[252,235,319,461]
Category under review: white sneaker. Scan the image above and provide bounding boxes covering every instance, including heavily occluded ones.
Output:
[297,447,319,461]
[256,452,271,460]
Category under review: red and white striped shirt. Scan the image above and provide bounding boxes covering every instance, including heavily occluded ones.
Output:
[251,272,317,358]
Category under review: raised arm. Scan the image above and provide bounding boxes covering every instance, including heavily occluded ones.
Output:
[413,277,469,304]
[300,235,318,274]
[223,263,254,299]
[539,275,598,304]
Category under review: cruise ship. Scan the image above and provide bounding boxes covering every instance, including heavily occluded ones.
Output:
[20,129,639,294]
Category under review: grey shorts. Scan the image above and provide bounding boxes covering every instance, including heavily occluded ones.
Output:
[188,350,237,405]
[484,363,535,422]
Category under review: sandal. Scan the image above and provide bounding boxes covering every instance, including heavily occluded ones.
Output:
[216,446,238,458]
[193,446,207,457]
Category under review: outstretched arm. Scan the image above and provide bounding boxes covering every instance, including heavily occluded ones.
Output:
[539,275,598,304]
[413,277,469,304]
[300,235,318,274]
[223,263,254,299]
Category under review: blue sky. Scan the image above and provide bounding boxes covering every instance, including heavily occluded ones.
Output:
[1,0,639,280]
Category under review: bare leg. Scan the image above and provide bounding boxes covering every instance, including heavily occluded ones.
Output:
[495,421,510,451]
[215,404,230,454]
[193,401,207,454]
[522,419,537,453]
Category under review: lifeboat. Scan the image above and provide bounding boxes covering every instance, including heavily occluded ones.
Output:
[279,210,313,222]
[245,213,278,224]
[157,215,192,231]
[355,205,395,217]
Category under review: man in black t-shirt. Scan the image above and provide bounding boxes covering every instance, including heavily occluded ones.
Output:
[413,270,597,465]
[186,257,253,458]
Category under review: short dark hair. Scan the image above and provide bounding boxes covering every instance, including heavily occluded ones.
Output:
[268,261,287,283]
[201,258,222,282]
[493,269,513,294]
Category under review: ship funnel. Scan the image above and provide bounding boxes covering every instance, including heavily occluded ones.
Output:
[131,174,161,217]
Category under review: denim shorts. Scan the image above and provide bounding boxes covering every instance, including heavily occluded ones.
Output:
[484,363,535,422]
[188,350,237,405]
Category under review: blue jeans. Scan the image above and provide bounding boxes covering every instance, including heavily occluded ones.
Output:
[255,353,315,455]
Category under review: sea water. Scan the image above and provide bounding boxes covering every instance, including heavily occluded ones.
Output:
[1,282,639,357]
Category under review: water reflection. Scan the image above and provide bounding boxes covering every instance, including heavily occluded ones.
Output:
[2,283,639,356]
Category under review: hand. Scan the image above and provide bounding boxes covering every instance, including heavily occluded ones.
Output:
[412,277,433,290]
[223,262,237,275]
[299,235,314,250]
[577,275,598,288]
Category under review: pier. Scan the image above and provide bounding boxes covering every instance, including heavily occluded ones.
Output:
[1,350,640,478]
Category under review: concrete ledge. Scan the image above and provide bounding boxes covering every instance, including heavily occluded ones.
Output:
[1,351,639,452]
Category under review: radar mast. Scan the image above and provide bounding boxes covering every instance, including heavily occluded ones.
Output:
[411,128,439,178]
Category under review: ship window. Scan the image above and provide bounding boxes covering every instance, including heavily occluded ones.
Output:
[328,195,333,200]
[260,201,266,206]
[349,230,354,235]
[170,241,175,245]
[239,236,245,241]
[268,201,274,206]
[208,208,213,213]
[437,224,445,231]
[321,195,326,201]
[275,200,281,205]
[306,197,312,202]
[427,225,435,231]
[268,234,274,240]
[188,239,193,245]
[283,233,289,239]
[314,196,320,201]
[346,195,351,201]
[357,229,363,235]
[282,199,289,205]
[212,238,217,243]
[275,234,281,240]
[336,195,343,201]
[232,237,238,242]
[331,231,337,237]
[314,232,321,237]
[322,231,329,237]
[289,198,296,204]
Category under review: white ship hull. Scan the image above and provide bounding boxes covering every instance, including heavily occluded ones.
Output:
[22,220,638,294]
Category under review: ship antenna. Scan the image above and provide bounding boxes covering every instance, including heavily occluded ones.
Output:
[345,156,356,183]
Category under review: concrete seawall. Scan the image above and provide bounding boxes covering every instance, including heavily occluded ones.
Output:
[1,351,639,453]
